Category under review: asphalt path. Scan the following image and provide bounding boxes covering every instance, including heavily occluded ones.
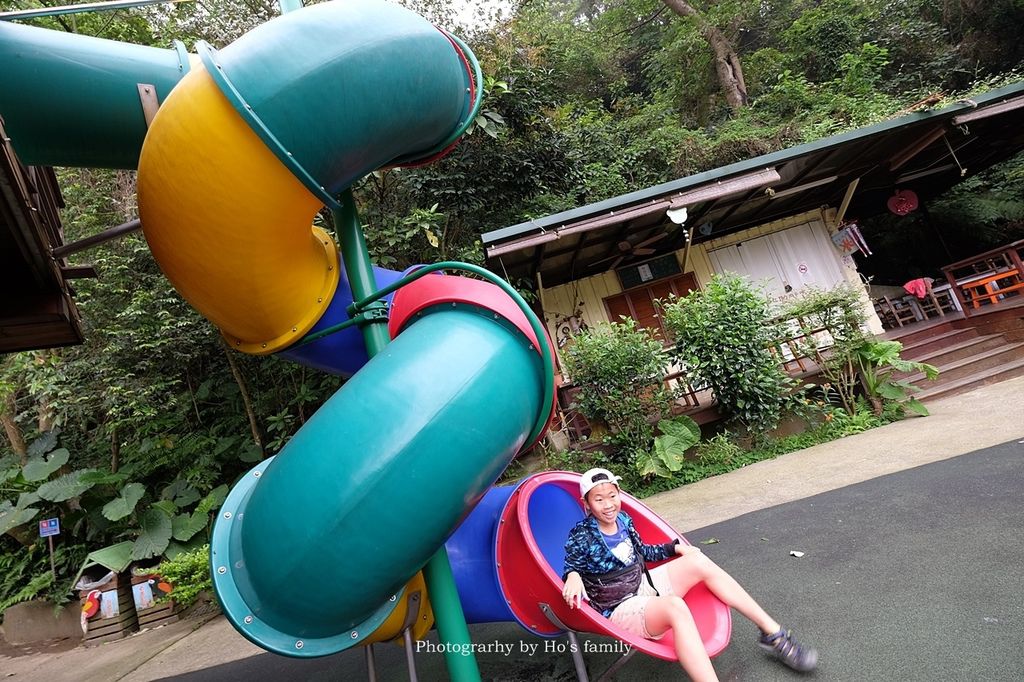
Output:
[156,439,1024,681]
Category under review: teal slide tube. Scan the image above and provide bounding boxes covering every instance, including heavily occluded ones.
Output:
[201,0,472,208]
[211,305,545,656]
[0,20,189,169]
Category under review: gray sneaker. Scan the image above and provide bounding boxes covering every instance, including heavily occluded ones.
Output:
[759,629,818,673]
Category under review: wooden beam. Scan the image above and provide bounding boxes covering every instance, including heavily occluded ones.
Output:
[835,178,860,226]
[888,125,947,171]
[51,218,141,259]
[60,264,98,279]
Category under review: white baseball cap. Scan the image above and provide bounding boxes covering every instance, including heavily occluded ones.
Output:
[579,468,622,498]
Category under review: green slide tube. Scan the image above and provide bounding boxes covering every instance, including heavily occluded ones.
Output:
[0,20,190,169]
[211,305,545,657]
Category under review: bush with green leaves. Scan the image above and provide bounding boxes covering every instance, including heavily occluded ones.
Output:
[660,274,795,439]
[779,286,937,416]
[777,283,869,414]
[155,544,211,608]
[562,319,671,466]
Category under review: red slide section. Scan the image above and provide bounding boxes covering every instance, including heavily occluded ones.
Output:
[493,472,732,661]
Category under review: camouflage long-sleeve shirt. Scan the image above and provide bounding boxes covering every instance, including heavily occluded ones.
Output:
[562,512,678,580]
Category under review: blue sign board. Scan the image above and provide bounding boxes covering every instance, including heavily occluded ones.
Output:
[39,518,60,537]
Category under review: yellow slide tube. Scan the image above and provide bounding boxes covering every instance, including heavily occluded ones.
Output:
[137,65,339,354]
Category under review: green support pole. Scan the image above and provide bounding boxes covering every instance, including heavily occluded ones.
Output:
[333,191,391,356]
[332,189,482,682]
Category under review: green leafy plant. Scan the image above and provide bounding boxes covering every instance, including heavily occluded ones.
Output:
[636,416,701,478]
[855,340,938,417]
[778,284,870,415]
[661,274,795,439]
[155,544,211,608]
[562,319,672,465]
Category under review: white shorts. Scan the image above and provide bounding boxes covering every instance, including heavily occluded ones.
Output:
[607,563,676,639]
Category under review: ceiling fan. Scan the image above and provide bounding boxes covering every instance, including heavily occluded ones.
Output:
[590,231,670,270]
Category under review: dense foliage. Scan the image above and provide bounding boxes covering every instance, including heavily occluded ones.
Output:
[660,274,795,438]
[2,0,1024,611]
[779,285,938,417]
[156,544,212,608]
[562,319,670,464]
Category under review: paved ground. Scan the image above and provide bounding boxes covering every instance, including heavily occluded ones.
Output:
[3,375,1023,681]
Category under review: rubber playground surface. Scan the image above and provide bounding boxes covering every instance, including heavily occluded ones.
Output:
[141,438,1024,681]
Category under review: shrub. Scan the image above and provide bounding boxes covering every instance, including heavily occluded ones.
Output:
[156,544,211,608]
[660,274,794,439]
[779,286,937,416]
[778,283,869,414]
[562,319,671,465]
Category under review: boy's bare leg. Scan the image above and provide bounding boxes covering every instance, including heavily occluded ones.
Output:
[667,550,781,636]
[644,596,719,682]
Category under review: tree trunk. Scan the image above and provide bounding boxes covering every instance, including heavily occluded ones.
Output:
[661,0,748,111]
[111,426,120,474]
[222,341,266,457]
[2,390,27,464]
[34,351,56,432]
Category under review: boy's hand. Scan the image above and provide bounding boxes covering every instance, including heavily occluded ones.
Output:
[675,544,702,557]
[562,572,588,609]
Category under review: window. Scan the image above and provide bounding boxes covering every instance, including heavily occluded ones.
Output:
[603,273,697,342]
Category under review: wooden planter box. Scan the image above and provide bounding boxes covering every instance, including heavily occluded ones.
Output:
[79,572,138,645]
[131,573,180,628]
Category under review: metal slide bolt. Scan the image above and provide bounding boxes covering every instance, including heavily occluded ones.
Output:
[244,616,253,624]
[295,641,304,650]
[317,298,323,303]
[253,471,261,478]
[389,595,397,602]
[291,327,297,333]
[223,512,232,519]
[217,566,226,574]
[350,631,359,639]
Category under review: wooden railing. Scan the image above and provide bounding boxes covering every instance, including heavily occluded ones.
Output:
[942,240,1024,317]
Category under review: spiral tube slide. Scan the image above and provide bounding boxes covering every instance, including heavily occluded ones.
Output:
[447,472,732,660]
[136,0,476,356]
[211,297,548,656]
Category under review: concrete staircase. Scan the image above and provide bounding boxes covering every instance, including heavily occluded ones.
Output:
[886,310,1024,401]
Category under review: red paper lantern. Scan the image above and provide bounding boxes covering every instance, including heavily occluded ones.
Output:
[887,189,919,216]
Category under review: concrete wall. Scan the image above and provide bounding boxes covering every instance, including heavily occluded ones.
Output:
[2,600,83,644]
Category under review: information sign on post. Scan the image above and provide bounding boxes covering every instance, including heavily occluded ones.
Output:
[39,518,60,537]
[39,518,60,581]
